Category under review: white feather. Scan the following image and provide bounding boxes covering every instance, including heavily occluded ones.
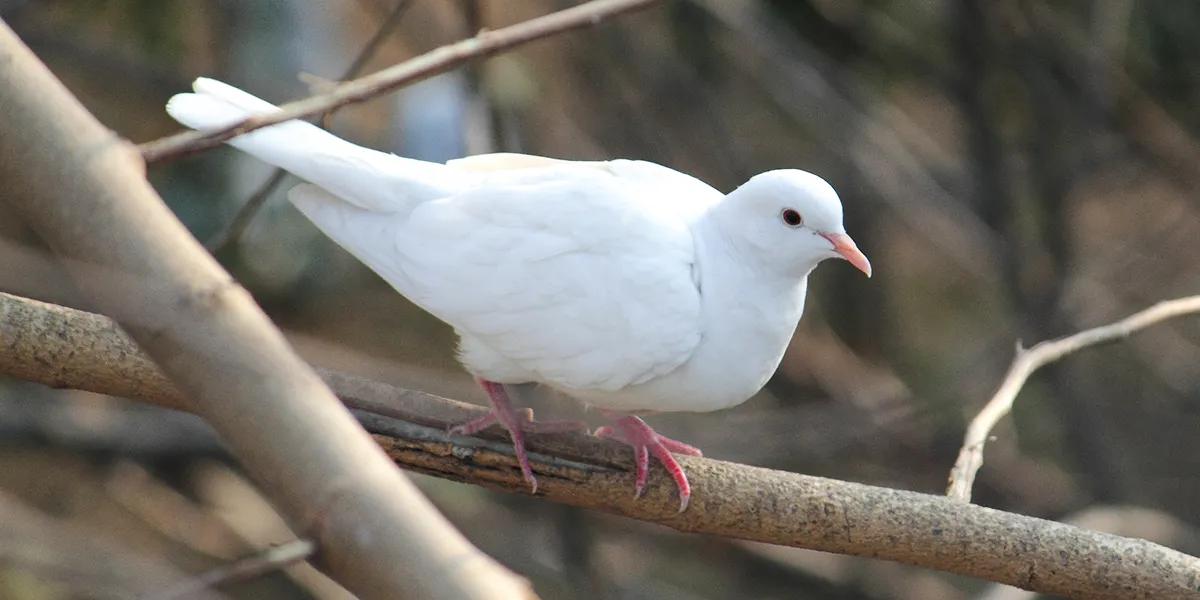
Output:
[166,78,860,414]
[167,78,459,213]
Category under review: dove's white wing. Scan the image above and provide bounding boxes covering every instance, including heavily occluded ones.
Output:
[448,153,723,220]
[290,166,704,392]
[169,79,713,392]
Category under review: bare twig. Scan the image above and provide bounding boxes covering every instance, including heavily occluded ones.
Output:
[0,490,225,599]
[138,0,663,164]
[204,169,289,252]
[205,0,413,253]
[3,292,1200,599]
[147,539,316,600]
[0,22,530,600]
[947,295,1200,503]
[321,0,415,128]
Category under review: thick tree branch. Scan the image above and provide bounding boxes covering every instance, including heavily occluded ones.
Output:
[0,23,530,600]
[2,293,1198,599]
[947,295,1200,503]
[137,0,663,164]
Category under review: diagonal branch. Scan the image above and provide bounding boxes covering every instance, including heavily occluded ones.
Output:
[138,0,664,165]
[947,295,1200,503]
[0,22,529,600]
[205,0,415,253]
[319,0,416,129]
[148,539,316,600]
[2,292,1198,600]
[204,168,289,253]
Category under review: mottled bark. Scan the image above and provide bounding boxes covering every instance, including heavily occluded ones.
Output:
[3,292,1197,600]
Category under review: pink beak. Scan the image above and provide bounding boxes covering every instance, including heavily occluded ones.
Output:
[820,232,872,277]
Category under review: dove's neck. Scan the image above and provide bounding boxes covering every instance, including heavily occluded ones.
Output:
[679,222,811,411]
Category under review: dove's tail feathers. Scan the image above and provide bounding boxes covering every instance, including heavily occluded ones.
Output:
[165,78,351,168]
[165,78,465,213]
[192,78,279,113]
[289,183,417,290]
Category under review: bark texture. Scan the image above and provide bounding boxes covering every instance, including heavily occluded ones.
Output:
[3,292,1197,600]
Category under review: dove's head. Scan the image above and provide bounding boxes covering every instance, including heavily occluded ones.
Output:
[715,169,871,278]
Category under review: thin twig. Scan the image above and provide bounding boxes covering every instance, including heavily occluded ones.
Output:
[321,0,415,128]
[204,169,289,252]
[146,539,316,600]
[139,0,663,164]
[2,291,1199,599]
[204,0,413,253]
[947,295,1200,502]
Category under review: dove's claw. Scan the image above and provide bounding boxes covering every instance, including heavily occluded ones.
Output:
[658,437,703,456]
[521,417,589,434]
[448,411,499,436]
[632,443,649,498]
[452,405,586,436]
[450,379,537,492]
[449,380,590,494]
[596,415,696,511]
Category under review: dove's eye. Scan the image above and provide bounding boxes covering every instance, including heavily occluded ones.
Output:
[780,208,803,227]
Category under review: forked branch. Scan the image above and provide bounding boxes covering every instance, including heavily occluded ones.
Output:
[946,295,1200,502]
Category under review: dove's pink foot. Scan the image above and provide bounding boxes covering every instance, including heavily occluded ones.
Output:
[449,379,587,493]
[594,415,702,512]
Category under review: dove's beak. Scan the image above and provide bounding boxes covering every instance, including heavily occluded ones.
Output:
[820,232,872,278]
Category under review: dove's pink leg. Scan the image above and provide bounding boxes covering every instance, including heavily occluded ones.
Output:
[594,415,703,512]
[449,379,586,493]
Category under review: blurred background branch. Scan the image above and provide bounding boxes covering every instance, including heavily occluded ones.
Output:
[148,539,316,600]
[948,295,1200,503]
[204,0,415,254]
[137,0,664,164]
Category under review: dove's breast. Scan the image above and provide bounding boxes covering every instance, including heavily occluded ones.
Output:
[555,229,812,414]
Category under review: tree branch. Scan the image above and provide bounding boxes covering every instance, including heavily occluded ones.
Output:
[137,0,663,164]
[0,22,530,600]
[947,295,1200,503]
[319,0,416,129]
[204,167,289,253]
[3,293,1198,599]
[204,0,414,253]
[148,539,316,600]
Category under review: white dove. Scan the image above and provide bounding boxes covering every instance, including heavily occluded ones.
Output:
[166,78,871,511]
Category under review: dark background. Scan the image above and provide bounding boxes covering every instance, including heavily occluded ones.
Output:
[0,1,1198,598]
